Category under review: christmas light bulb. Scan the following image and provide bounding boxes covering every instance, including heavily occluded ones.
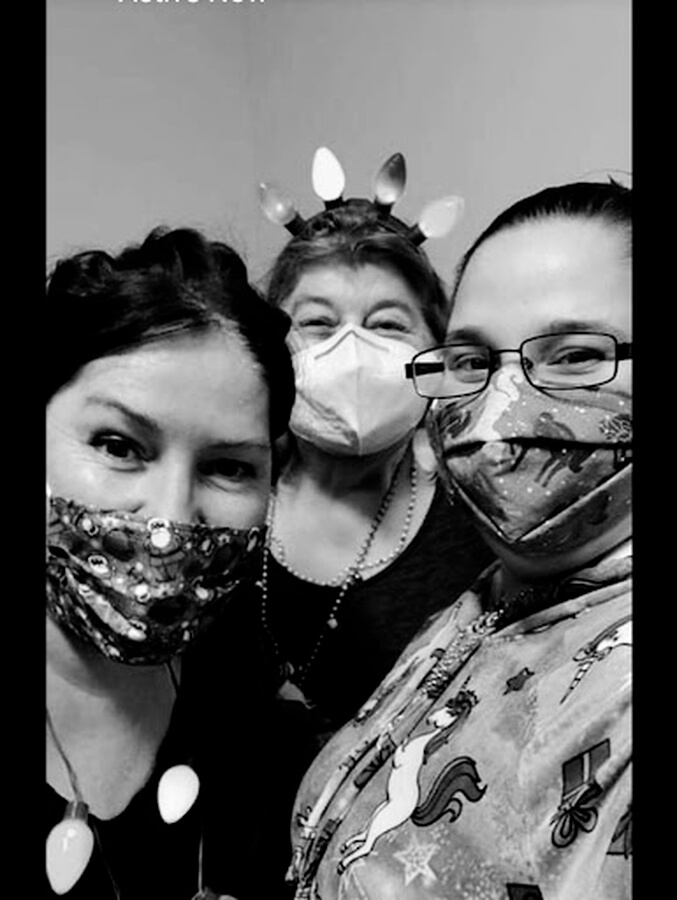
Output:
[157,764,200,824]
[259,182,306,236]
[373,152,406,208]
[46,802,94,895]
[311,147,346,203]
[417,195,464,239]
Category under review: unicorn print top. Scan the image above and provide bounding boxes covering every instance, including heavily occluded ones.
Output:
[286,550,632,900]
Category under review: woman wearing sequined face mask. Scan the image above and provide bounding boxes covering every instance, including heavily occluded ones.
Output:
[286,180,632,899]
[45,227,295,898]
[257,151,494,739]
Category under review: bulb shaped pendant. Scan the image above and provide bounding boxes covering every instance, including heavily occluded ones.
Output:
[157,764,200,824]
[46,802,94,895]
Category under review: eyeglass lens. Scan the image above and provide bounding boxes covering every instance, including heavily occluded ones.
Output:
[412,333,619,398]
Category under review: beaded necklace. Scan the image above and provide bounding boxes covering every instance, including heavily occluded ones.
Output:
[260,456,413,704]
[268,459,417,587]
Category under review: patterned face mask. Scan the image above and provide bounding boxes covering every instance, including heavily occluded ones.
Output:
[46,495,265,665]
[427,367,632,562]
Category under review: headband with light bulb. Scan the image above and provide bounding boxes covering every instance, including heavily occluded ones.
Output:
[259,147,464,246]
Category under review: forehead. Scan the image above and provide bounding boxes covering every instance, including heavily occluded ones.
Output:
[450,217,631,341]
[51,330,271,444]
[284,263,420,310]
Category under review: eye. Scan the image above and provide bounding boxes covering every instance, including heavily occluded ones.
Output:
[199,458,257,484]
[372,321,408,334]
[293,316,338,340]
[365,312,412,334]
[547,345,607,370]
[90,432,147,465]
[446,347,490,380]
[296,315,335,328]
[454,354,488,370]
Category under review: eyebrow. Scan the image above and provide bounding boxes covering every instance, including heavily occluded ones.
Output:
[288,296,334,315]
[290,296,416,317]
[445,319,624,344]
[365,300,416,317]
[85,396,161,437]
[206,439,271,454]
[85,396,271,452]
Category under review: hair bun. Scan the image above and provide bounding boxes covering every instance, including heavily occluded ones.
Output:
[48,251,116,301]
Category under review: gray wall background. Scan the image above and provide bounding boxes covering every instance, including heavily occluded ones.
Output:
[48,0,631,288]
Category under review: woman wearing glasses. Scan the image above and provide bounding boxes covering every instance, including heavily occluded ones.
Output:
[286,180,632,899]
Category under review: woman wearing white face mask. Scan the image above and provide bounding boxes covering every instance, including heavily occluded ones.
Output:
[257,153,494,746]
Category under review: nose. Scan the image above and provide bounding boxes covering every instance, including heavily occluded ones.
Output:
[492,348,523,368]
[484,349,527,388]
[137,463,203,525]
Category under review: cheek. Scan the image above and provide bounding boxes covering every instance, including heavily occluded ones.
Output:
[615,366,632,398]
[46,413,137,510]
[411,320,436,352]
[203,481,271,530]
[46,420,98,503]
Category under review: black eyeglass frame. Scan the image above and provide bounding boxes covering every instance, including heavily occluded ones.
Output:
[404,332,632,399]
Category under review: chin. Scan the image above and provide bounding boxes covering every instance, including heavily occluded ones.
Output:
[485,513,632,582]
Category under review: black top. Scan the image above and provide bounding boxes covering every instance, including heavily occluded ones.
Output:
[46,694,213,899]
[210,482,495,896]
[263,483,495,734]
[45,601,289,900]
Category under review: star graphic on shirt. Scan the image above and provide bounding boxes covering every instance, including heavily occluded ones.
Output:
[393,834,439,886]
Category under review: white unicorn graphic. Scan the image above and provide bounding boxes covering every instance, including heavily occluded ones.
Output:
[338,689,484,873]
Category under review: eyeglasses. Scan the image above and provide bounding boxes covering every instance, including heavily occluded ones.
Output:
[405,332,632,399]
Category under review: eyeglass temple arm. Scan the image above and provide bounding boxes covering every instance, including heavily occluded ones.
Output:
[404,360,445,380]
[617,342,632,361]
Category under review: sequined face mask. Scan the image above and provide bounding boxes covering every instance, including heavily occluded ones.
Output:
[427,367,632,562]
[46,495,265,665]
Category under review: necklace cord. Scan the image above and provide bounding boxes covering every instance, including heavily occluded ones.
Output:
[261,454,412,689]
[166,661,208,898]
[47,664,202,900]
[46,709,123,898]
[92,823,122,900]
[166,659,180,696]
[46,709,85,805]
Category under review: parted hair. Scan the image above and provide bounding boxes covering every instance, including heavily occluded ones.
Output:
[46,227,296,440]
[264,199,451,342]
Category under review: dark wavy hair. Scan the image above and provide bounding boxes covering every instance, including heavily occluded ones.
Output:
[46,227,296,440]
[264,200,450,342]
[451,179,632,307]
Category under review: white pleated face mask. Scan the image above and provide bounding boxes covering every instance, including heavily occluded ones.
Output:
[289,323,429,456]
